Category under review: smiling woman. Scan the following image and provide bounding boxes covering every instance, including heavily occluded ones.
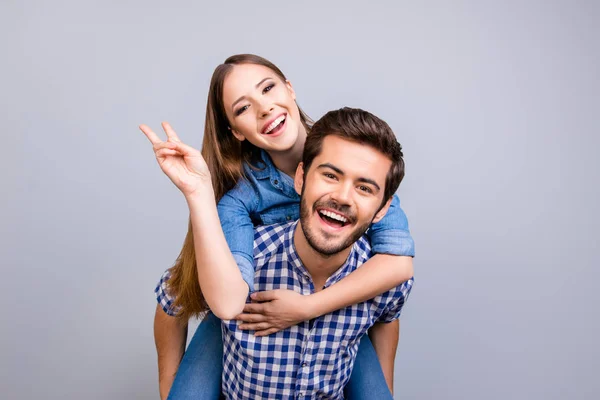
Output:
[141,54,415,400]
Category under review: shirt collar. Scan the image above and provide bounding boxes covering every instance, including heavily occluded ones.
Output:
[283,221,362,289]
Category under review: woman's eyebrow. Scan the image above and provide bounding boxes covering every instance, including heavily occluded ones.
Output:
[231,77,273,111]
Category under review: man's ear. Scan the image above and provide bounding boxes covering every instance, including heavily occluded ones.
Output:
[285,80,297,101]
[294,162,304,195]
[372,197,393,224]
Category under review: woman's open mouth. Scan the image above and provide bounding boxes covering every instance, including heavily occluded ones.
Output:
[262,114,287,136]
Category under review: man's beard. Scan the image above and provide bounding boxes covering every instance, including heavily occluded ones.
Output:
[299,194,372,257]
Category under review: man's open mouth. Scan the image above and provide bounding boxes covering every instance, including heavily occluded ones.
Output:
[317,208,350,228]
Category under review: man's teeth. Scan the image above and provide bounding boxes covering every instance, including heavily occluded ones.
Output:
[320,210,348,223]
[264,115,285,133]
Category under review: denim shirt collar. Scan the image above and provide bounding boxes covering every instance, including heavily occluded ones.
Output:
[246,150,298,198]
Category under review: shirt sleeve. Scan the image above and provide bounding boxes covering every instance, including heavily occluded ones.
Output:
[366,194,415,257]
[376,277,414,323]
[155,269,180,317]
[217,179,258,292]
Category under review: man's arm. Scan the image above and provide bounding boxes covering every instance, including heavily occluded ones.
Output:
[154,305,188,400]
[368,320,400,394]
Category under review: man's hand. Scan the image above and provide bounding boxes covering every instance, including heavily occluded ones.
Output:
[235,290,313,336]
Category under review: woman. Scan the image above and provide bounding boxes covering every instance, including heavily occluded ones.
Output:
[141,54,414,399]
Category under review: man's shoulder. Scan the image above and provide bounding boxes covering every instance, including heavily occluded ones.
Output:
[352,235,373,264]
[253,221,295,260]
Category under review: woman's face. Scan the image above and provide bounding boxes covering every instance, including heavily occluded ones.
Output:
[222,63,303,153]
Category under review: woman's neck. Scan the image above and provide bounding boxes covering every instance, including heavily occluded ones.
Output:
[267,125,307,177]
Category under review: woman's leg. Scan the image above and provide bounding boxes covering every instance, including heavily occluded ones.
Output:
[167,312,223,400]
[344,334,394,400]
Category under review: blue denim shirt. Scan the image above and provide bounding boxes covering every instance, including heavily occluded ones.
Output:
[218,151,415,291]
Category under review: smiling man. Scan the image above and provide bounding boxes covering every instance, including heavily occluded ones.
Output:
[224,107,412,399]
[158,107,413,399]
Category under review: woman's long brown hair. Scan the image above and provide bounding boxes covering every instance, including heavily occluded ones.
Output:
[167,54,312,321]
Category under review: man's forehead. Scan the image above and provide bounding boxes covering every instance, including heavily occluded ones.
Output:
[313,135,391,179]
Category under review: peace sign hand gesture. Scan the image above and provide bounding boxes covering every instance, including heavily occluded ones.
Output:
[139,122,212,198]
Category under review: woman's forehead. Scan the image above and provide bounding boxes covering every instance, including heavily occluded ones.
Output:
[222,64,279,102]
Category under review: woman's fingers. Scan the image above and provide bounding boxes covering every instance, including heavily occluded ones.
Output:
[242,303,267,315]
[162,122,182,142]
[155,148,180,158]
[254,328,280,337]
[139,124,163,145]
[238,322,271,331]
[236,313,267,323]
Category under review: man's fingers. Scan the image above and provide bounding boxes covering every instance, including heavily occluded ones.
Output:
[139,124,163,145]
[242,303,266,315]
[250,290,278,302]
[236,313,266,323]
[162,122,182,142]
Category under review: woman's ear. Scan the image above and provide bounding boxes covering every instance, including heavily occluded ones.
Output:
[285,80,296,101]
[230,128,245,142]
[294,162,304,195]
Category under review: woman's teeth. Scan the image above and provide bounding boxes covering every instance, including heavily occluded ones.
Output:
[264,115,286,134]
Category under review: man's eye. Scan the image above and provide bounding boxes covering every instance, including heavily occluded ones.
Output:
[359,185,372,193]
[263,84,275,93]
[235,105,249,116]
[324,173,336,180]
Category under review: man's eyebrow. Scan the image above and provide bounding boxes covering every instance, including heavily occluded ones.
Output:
[231,77,273,111]
[316,163,381,191]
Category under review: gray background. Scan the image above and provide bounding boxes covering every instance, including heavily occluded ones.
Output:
[1,0,598,399]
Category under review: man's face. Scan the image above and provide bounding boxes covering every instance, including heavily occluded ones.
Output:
[295,135,393,256]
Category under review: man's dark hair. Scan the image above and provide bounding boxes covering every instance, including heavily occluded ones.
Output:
[302,107,405,202]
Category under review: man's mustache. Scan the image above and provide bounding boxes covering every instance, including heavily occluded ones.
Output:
[312,199,356,224]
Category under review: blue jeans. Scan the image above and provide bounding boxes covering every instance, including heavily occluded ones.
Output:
[168,313,393,399]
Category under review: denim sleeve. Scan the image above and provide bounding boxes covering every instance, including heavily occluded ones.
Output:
[366,194,415,257]
[217,180,257,292]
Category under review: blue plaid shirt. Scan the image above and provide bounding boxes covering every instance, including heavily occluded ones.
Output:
[156,221,413,399]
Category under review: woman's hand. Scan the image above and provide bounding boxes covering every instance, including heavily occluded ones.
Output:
[235,290,315,336]
[139,122,211,198]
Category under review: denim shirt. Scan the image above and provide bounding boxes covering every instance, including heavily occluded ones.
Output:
[218,150,415,292]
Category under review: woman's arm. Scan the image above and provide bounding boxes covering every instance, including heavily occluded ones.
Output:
[238,254,412,334]
[140,123,248,319]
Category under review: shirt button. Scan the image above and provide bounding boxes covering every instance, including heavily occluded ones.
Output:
[297,393,303,398]
[302,362,307,367]
[286,215,291,220]
[303,275,309,281]
[273,179,279,185]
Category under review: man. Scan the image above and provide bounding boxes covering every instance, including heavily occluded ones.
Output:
[156,107,413,399]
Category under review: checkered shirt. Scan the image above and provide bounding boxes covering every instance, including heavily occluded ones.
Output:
[155,220,413,399]
[218,221,413,399]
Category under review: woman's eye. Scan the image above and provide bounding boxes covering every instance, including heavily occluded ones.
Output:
[235,105,249,116]
[263,84,275,93]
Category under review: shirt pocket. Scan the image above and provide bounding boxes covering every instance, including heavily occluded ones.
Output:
[259,203,300,225]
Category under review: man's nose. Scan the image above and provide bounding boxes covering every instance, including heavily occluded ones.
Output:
[330,182,353,205]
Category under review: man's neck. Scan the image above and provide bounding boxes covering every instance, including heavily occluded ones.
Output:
[292,223,353,291]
